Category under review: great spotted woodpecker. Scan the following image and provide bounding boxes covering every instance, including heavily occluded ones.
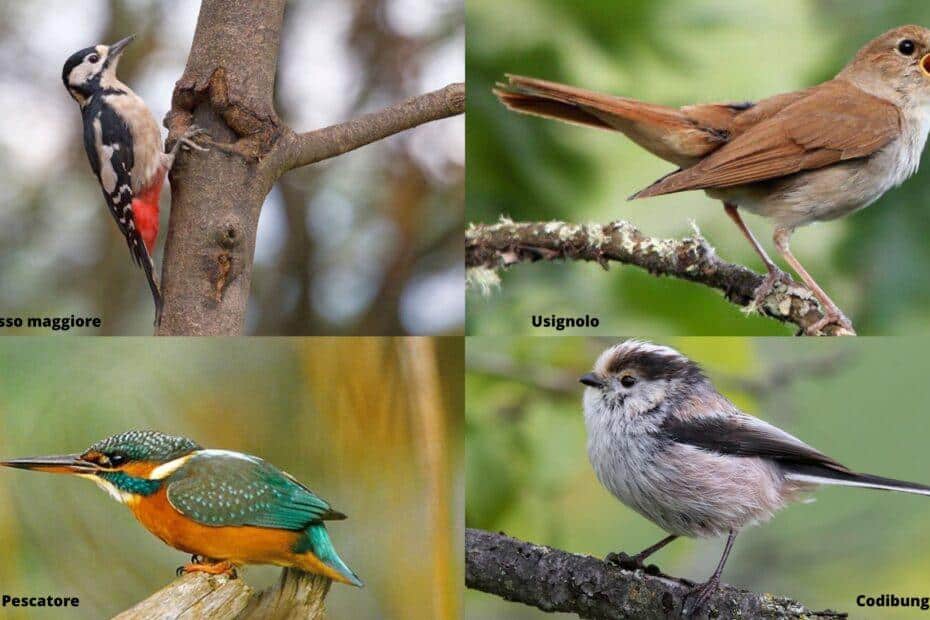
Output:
[61,35,206,324]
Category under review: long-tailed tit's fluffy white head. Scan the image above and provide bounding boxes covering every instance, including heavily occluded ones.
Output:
[581,340,708,419]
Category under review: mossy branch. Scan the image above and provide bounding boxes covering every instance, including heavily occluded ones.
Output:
[465,219,851,336]
[465,528,847,620]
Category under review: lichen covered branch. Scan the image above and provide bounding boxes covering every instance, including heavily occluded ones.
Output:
[465,219,851,336]
[282,82,465,170]
[465,528,847,620]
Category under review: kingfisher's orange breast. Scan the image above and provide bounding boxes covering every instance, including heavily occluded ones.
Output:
[128,487,347,582]
[130,486,299,565]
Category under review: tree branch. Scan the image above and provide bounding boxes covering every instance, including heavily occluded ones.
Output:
[465,529,847,620]
[465,219,852,336]
[280,82,465,171]
[113,569,329,620]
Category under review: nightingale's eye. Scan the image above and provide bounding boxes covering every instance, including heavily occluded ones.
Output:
[87,53,100,63]
[898,39,916,56]
[620,375,637,388]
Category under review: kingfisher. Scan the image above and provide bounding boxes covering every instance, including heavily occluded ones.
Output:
[1,430,362,586]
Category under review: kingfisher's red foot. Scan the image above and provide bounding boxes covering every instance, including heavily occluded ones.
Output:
[181,560,238,578]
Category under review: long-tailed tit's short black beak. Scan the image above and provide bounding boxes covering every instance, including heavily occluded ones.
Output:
[108,34,136,58]
[579,373,606,389]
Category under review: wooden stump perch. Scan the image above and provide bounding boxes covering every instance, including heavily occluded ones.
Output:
[113,569,330,620]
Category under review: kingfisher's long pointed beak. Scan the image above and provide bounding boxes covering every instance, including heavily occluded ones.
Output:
[1,454,98,475]
[108,34,136,58]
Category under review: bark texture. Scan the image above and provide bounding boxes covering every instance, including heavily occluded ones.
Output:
[158,0,285,335]
[466,219,852,336]
[113,570,329,620]
[157,0,465,335]
[466,529,848,620]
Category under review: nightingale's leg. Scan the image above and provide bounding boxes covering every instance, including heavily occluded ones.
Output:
[606,534,678,572]
[773,227,855,335]
[681,530,737,617]
[723,203,791,305]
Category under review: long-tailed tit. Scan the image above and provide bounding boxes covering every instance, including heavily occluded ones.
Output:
[581,340,930,615]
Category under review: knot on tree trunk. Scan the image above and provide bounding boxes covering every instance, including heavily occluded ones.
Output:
[167,66,281,161]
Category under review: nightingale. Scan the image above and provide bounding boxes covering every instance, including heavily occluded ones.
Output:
[495,25,930,336]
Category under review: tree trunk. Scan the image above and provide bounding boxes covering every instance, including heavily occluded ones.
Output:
[157,0,286,335]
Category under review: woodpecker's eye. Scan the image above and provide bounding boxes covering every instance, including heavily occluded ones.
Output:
[87,53,100,63]
[620,375,637,388]
[898,39,916,56]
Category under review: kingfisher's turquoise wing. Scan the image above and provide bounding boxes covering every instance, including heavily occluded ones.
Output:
[165,451,344,530]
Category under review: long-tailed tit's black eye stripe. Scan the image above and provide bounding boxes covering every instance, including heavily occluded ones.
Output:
[603,344,705,382]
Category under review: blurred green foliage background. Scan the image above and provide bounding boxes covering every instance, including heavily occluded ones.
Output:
[466,337,930,618]
[466,0,930,336]
[0,337,462,619]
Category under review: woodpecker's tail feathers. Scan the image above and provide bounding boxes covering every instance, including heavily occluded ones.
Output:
[139,253,163,326]
[786,465,930,497]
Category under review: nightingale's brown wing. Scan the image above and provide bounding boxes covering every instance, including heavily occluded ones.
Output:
[495,75,740,166]
[633,79,901,198]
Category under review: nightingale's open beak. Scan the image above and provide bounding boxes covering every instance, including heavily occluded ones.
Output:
[921,54,930,77]
[107,34,136,58]
[1,454,98,475]
[579,373,606,389]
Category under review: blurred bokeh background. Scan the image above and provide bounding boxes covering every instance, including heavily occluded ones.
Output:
[466,337,930,618]
[0,337,463,619]
[467,0,930,336]
[0,0,464,335]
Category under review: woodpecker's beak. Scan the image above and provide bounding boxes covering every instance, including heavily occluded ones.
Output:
[108,34,136,58]
[1,454,99,475]
[579,373,606,389]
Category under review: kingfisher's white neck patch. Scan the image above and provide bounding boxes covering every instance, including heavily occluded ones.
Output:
[78,473,136,505]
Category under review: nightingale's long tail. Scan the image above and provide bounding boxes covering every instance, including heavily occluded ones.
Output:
[294,523,364,587]
[785,464,930,496]
[493,74,732,166]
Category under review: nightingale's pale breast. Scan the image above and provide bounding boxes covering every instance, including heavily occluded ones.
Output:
[711,105,930,229]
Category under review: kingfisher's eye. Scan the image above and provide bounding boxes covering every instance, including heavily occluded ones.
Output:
[620,375,637,388]
[87,53,100,63]
[108,454,126,466]
[898,39,916,56]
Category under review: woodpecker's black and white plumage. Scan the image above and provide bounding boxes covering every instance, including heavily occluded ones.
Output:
[62,35,206,324]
